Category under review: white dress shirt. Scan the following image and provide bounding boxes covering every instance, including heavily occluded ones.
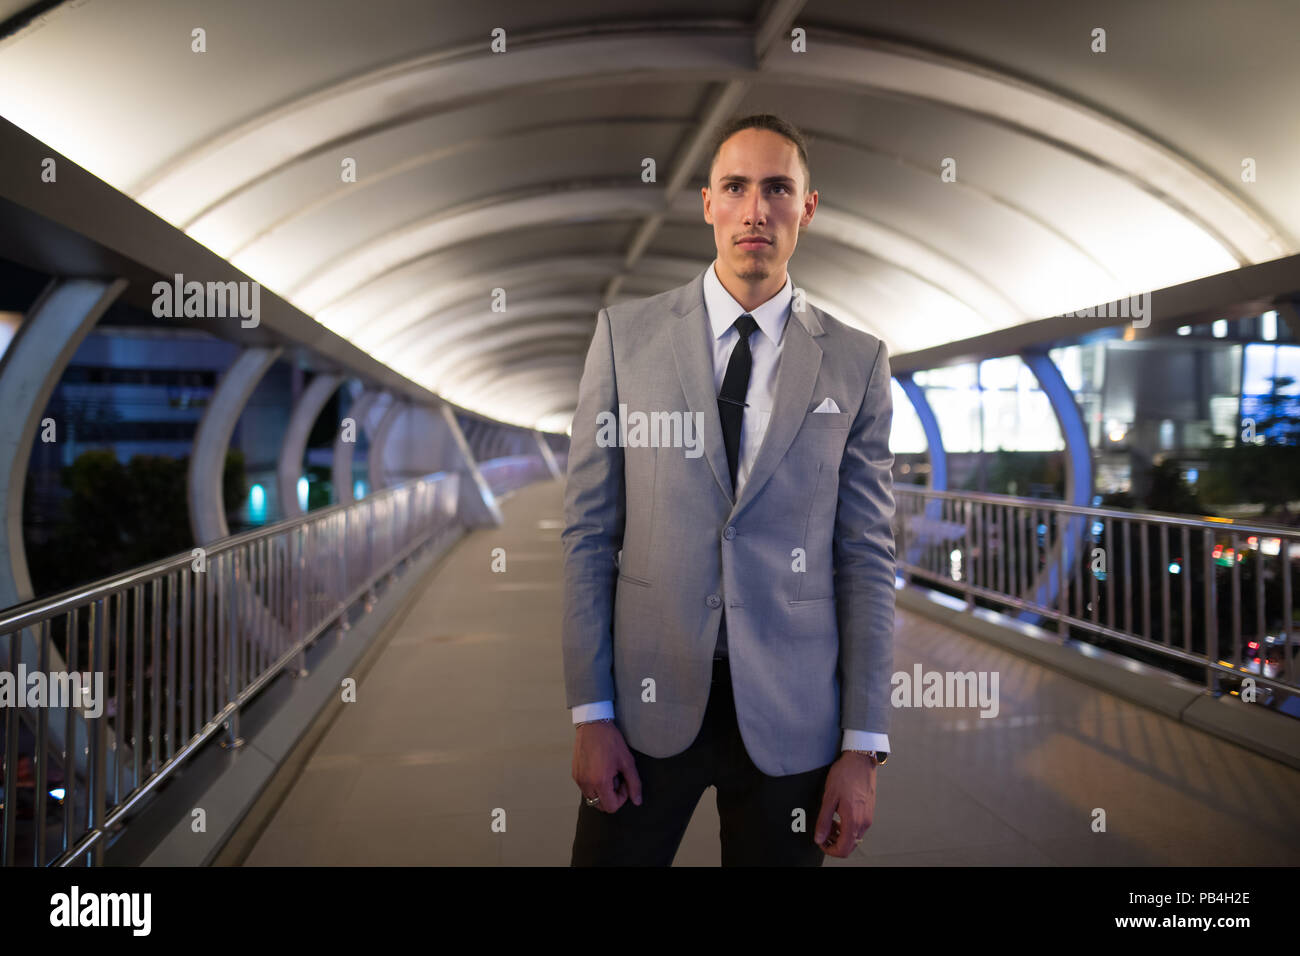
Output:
[571,260,891,758]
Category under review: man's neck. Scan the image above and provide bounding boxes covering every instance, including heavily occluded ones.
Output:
[713,260,788,313]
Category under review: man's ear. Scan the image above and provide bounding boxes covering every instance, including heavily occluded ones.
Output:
[800,189,818,227]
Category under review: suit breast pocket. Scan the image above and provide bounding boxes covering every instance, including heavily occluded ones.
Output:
[792,411,852,469]
[802,410,852,429]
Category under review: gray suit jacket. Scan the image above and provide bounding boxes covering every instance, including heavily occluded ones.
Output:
[561,265,896,775]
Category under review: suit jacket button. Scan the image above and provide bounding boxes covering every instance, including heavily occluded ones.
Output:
[723,525,736,540]
[706,594,721,608]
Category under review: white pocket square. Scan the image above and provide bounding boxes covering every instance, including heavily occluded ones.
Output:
[812,397,841,413]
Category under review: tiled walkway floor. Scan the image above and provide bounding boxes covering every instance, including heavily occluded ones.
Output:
[244,479,1300,866]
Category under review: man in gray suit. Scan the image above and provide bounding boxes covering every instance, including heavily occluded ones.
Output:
[562,113,896,866]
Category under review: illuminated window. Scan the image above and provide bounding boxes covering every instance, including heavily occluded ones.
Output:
[915,357,1063,452]
[1261,311,1278,342]
[888,378,927,454]
[1240,343,1300,442]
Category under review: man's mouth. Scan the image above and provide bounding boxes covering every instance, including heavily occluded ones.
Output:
[738,237,771,249]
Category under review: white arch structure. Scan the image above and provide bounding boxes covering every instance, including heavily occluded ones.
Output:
[0,13,1293,429]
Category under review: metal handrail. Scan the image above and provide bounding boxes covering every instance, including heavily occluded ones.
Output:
[893,482,1300,536]
[0,454,550,866]
[0,471,468,633]
[893,485,1299,704]
[476,453,557,497]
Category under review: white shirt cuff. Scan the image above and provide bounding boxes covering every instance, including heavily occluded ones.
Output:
[842,730,890,753]
[572,700,615,724]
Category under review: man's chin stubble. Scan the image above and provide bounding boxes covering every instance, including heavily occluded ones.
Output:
[735,255,770,281]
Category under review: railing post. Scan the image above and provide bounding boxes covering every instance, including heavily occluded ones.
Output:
[2,630,18,866]
[1204,527,1220,694]
[896,493,910,588]
[221,551,245,751]
[364,499,378,612]
[295,525,309,677]
[338,508,351,634]
[963,497,974,610]
[89,598,108,865]
[1056,512,1068,637]
[34,620,50,866]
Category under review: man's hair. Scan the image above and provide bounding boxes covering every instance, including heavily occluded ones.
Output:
[706,113,812,195]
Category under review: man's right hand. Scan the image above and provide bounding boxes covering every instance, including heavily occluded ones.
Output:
[572,722,643,813]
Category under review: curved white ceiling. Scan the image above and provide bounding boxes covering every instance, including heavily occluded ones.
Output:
[0,0,1294,427]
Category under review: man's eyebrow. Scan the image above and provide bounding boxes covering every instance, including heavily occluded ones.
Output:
[717,174,796,185]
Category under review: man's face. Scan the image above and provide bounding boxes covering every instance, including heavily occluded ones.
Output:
[702,128,817,283]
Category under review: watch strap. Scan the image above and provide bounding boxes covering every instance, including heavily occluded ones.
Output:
[848,749,887,767]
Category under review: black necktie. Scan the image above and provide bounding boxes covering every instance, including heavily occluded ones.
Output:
[718,313,759,492]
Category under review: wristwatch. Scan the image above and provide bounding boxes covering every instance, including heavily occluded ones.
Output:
[848,749,887,767]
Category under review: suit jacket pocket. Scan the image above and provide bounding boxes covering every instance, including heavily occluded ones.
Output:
[620,445,658,584]
[793,462,834,603]
[802,410,851,429]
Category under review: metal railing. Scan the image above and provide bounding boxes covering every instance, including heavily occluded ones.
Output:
[0,455,546,867]
[893,485,1299,702]
[477,454,558,497]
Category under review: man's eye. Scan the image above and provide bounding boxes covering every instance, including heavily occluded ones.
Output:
[724,183,788,194]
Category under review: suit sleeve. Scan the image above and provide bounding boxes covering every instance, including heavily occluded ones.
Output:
[561,307,624,708]
[834,337,897,737]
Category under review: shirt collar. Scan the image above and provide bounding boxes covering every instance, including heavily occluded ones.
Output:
[703,258,792,347]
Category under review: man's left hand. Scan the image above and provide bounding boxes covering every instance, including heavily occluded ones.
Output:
[814,751,876,857]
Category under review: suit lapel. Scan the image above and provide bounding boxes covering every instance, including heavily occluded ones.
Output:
[731,308,824,519]
[668,267,827,510]
[670,284,733,501]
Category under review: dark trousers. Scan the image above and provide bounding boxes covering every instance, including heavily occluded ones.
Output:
[570,657,832,866]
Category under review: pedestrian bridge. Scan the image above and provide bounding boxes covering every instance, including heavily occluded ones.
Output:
[3,467,1297,866]
[1,0,1298,868]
